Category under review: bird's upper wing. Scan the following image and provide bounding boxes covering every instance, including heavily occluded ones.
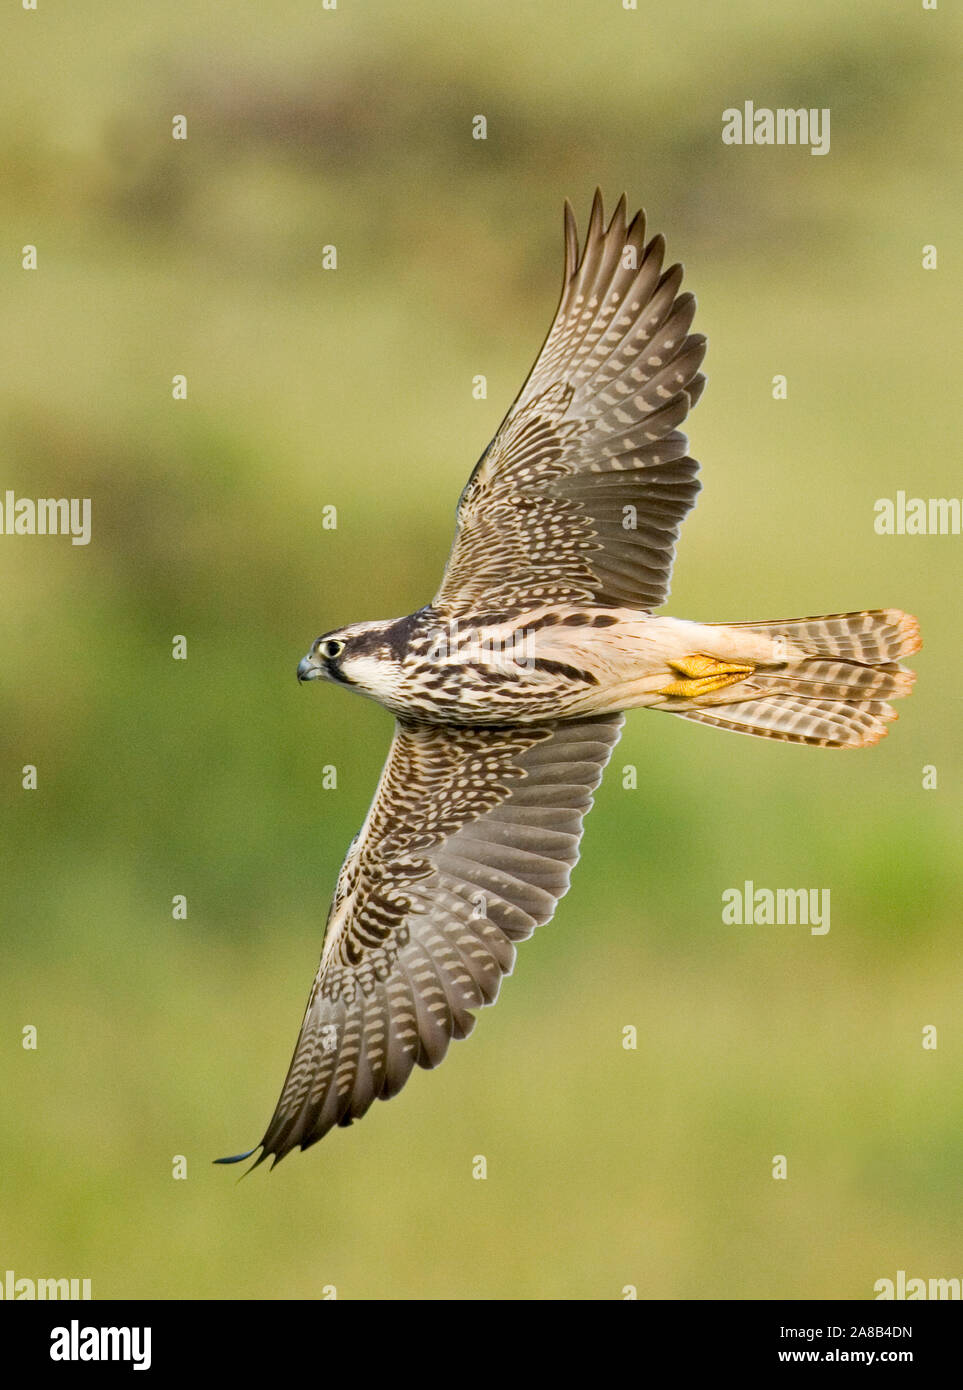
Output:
[246,712,622,1166]
[433,191,706,617]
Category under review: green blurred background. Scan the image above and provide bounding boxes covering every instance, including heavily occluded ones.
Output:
[1,1,960,1300]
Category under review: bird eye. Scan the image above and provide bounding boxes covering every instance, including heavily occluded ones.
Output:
[319,639,345,660]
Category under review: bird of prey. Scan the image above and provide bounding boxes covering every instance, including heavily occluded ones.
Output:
[218,192,920,1170]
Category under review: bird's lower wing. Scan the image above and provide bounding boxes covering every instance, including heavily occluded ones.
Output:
[224,712,623,1168]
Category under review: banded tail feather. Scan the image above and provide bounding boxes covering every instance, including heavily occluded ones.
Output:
[661,608,921,747]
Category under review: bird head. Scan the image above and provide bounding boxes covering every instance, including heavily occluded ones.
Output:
[296,619,410,704]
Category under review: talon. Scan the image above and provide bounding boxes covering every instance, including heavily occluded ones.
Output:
[657,653,754,698]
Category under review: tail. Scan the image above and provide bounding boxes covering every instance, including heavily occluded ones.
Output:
[656,609,921,748]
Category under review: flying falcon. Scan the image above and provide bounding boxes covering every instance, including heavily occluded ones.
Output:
[218,192,920,1170]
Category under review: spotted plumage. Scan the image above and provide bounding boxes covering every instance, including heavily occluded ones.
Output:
[218,192,921,1170]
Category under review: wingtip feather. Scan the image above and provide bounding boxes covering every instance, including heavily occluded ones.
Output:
[563,199,578,282]
[213,1147,258,1165]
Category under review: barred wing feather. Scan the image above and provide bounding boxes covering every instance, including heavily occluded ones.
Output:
[222,713,623,1167]
[434,190,706,617]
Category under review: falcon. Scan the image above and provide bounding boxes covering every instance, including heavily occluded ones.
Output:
[218,192,920,1170]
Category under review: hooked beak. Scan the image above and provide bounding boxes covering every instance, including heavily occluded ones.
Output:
[297,652,323,683]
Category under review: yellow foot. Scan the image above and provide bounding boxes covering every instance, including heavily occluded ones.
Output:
[656,653,755,699]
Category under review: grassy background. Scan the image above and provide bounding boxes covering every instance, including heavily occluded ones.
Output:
[1,1,959,1299]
